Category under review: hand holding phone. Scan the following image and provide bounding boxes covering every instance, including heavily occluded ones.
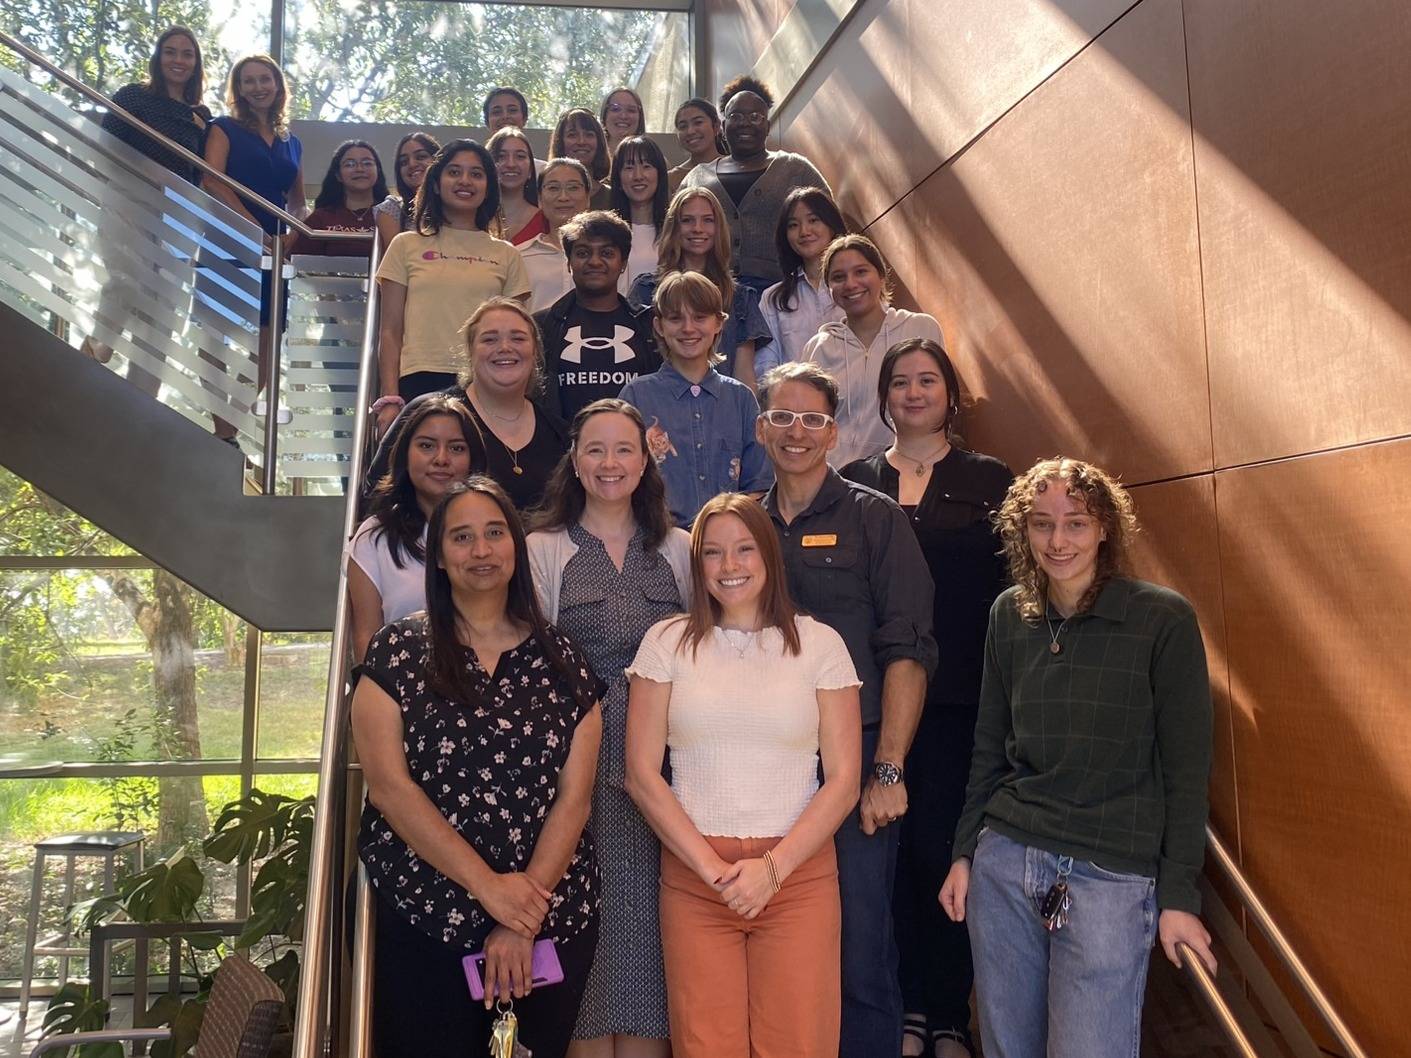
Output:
[464,934,565,1004]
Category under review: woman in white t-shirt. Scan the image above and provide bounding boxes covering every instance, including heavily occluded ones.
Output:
[625,493,862,1058]
[373,139,532,438]
[348,394,483,660]
[609,136,668,296]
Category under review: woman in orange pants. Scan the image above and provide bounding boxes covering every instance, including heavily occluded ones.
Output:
[625,493,862,1057]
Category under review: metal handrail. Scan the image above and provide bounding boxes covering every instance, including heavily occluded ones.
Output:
[1205,826,1370,1058]
[291,227,381,1058]
[1176,942,1260,1058]
[0,28,362,242]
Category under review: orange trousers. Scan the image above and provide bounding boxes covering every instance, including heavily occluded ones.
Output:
[660,835,841,1058]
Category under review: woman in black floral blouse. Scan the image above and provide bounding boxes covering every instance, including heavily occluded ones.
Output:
[352,475,605,1058]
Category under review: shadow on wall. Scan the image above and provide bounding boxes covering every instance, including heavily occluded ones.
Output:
[744,0,1411,1051]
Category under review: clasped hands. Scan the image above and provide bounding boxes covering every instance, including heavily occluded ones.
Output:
[477,870,553,1009]
[704,856,777,920]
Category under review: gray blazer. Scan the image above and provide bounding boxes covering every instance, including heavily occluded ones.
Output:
[682,152,832,283]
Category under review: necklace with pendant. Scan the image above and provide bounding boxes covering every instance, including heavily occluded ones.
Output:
[1045,614,1070,655]
[894,442,951,477]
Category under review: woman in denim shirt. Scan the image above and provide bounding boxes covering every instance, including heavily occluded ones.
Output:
[620,272,772,527]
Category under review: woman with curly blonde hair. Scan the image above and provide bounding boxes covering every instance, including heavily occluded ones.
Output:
[938,457,1216,1058]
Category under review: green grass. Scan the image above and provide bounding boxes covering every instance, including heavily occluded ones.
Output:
[0,642,330,981]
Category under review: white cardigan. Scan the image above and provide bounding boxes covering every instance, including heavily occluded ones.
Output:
[527,525,694,622]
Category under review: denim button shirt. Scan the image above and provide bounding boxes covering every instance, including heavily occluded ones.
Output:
[619,363,774,527]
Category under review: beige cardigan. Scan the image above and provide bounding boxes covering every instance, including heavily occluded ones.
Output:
[527,525,693,622]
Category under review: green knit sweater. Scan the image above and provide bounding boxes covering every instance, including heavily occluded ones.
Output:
[953,577,1213,912]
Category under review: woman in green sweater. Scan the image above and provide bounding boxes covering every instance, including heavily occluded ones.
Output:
[938,457,1216,1058]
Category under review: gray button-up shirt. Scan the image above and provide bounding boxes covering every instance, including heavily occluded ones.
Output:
[764,469,938,727]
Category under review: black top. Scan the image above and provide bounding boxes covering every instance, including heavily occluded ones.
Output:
[364,387,570,512]
[762,468,939,727]
[466,402,569,511]
[534,290,660,420]
[356,616,606,949]
[103,84,210,184]
[717,167,764,207]
[841,447,1013,706]
[953,579,1213,912]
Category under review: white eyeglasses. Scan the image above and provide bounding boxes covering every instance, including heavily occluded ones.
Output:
[760,409,834,430]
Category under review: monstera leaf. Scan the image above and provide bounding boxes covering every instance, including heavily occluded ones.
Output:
[74,850,205,930]
[204,789,315,865]
[39,982,122,1057]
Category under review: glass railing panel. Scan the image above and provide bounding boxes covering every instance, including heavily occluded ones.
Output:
[279,255,368,495]
[0,63,270,459]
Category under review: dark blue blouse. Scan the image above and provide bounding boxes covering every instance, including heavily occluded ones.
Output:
[210,116,301,235]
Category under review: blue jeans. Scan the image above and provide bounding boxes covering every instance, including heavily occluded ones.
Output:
[967,829,1157,1058]
[834,727,902,1058]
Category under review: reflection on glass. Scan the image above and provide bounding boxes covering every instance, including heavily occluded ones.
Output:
[283,0,691,132]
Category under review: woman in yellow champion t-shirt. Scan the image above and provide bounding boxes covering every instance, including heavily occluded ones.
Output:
[374,139,531,437]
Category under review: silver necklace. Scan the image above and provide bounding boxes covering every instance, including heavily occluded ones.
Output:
[720,627,758,660]
[1045,610,1070,655]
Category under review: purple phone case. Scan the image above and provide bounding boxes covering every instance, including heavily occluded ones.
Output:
[463,938,565,1001]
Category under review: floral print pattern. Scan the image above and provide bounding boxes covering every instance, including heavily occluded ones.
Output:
[357,616,605,950]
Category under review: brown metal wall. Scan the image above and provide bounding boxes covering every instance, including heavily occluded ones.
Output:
[702,0,1411,1051]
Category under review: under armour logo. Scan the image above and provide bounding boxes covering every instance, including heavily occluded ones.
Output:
[561,325,636,364]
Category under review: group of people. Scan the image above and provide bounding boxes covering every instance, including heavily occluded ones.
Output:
[97,25,1218,1058]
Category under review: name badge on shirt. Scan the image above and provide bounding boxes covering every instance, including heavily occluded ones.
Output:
[801,534,838,547]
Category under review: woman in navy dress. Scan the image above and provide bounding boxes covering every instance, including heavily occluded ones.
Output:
[203,54,305,441]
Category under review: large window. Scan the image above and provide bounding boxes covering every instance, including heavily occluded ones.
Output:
[283,0,690,131]
[2,1,691,132]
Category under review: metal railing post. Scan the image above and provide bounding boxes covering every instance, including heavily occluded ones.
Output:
[261,237,287,494]
[1204,827,1371,1058]
[291,228,381,1058]
[1176,943,1260,1058]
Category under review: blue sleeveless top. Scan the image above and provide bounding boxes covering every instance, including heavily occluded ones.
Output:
[210,116,301,235]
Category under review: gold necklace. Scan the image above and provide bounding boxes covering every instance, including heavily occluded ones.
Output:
[893,442,950,477]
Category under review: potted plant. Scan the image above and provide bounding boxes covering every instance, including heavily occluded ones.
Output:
[41,788,314,1057]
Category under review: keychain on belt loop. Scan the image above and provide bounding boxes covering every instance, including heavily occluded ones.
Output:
[1037,855,1074,931]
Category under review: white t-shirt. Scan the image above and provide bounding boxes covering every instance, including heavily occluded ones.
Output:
[626,614,860,838]
[620,222,660,296]
[347,517,428,624]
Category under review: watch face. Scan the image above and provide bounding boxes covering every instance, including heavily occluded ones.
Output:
[874,762,902,786]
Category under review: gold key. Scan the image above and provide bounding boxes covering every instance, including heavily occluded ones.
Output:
[490,1001,518,1058]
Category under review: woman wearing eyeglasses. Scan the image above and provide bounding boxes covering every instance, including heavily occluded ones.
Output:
[680,76,831,297]
[290,139,388,257]
[600,87,647,156]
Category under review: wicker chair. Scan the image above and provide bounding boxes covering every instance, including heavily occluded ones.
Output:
[31,952,286,1058]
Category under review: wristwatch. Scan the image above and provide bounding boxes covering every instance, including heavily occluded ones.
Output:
[873,761,904,786]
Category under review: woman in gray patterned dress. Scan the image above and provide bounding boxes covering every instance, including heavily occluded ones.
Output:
[528,399,692,1058]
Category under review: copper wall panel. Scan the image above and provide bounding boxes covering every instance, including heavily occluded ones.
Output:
[775,0,1134,228]
[1185,0,1411,467]
[701,0,782,99]
[897,0,1211,485]
[774,0,911,230]
[1126,476,1238,845]
[1216,441,1411,1057]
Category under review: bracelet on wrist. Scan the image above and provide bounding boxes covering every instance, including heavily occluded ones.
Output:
[762,849,782,893]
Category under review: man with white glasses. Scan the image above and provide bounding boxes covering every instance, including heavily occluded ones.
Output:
[755,361,938,1058]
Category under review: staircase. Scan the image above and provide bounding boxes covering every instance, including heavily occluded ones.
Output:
[0,52,371,629]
